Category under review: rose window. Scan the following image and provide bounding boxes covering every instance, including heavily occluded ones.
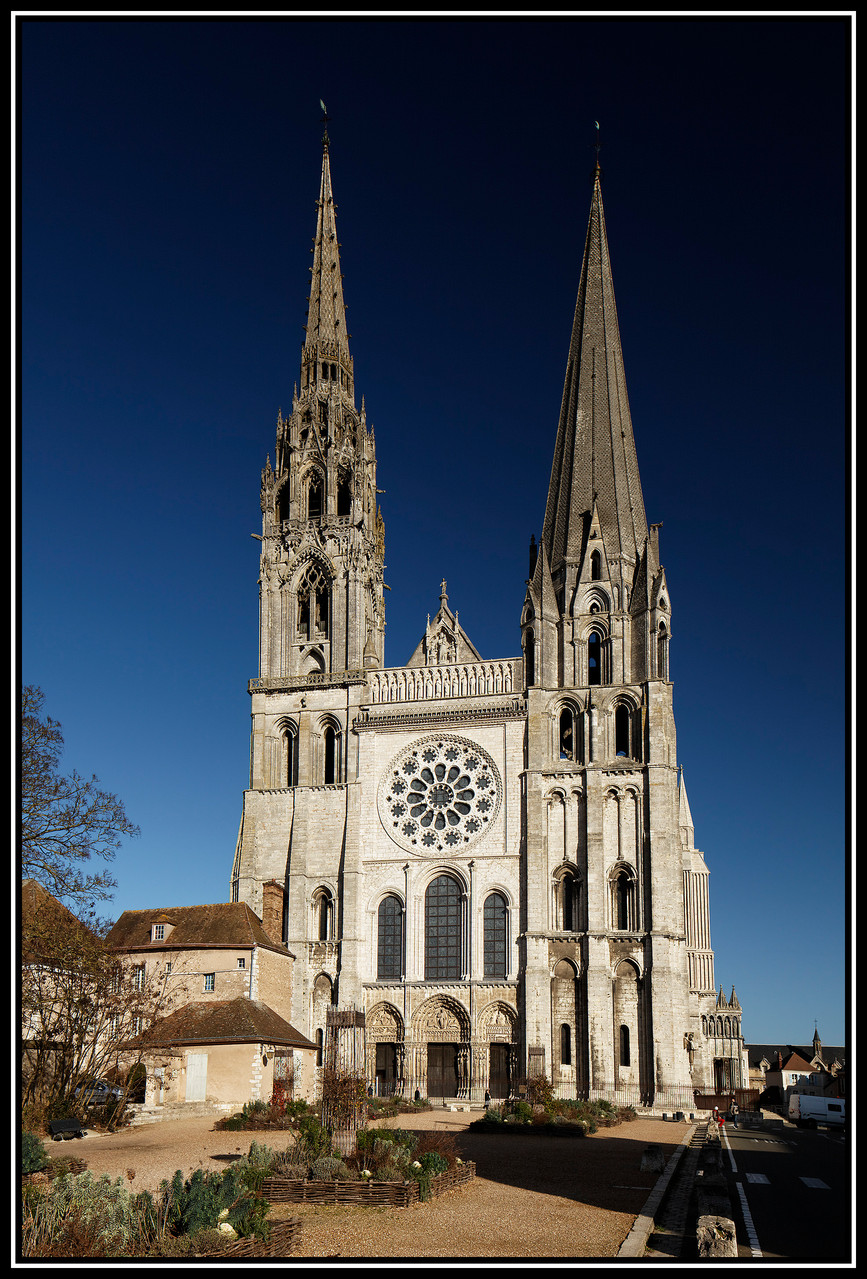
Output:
[378,735,502,854]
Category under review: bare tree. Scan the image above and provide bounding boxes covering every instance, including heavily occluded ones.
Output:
[20,685,140,911]
[22,881,179,1119]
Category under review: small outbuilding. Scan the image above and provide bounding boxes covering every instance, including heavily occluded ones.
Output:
[126,996,317,1112]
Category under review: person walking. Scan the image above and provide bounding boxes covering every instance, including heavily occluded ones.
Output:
[730,1099,740,1129]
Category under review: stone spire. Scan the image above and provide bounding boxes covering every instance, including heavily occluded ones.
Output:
[299,126,354,404]
[542,165,648,580]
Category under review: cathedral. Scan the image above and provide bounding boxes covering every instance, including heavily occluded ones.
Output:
[230,126,746,1108]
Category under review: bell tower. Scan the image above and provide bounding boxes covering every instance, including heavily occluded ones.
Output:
[257,121,385,682]
[520,163,706,1109]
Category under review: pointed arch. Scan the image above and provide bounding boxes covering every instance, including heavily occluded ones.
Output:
[609,863,637,931]
[337,463,353,518]
[296,559,332,641]
[304,466,325,520]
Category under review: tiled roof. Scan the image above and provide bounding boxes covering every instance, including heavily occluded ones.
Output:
[22,879,99,961]
[128,998,316,1049]
[104,902,284,953]
[746,1042,846,1069]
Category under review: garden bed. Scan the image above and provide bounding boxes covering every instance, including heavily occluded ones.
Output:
[195,1217,303,1258]
[261,1161,476,1207]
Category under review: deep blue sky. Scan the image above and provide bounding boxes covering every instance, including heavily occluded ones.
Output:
[19,16,850,1047]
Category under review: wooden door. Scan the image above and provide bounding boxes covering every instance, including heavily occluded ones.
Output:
[489,1043,510,1098]
[375,1043,396,1095]
[185,1052,208,1102]
[427,1043,458,1098]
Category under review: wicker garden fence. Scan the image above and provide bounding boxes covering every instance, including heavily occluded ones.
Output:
[196,1217,303,1258]
[261,1161,476,1207]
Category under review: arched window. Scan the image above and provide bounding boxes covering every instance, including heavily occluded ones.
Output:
[282,726,298,787]
[523,629,535,688]
[322,723,340,784]
[559,706,576,760]
[560,1023,572,1066]
[424,875,462,980]
[620,1025,631,1067]
[377,895,404,980]
[307,470,324,519]
[483,892,507,979]
[554,869,581,931]
[615,704,631,757]
[313,889,333,941]
[337,468,352,518]
[588,631,601,685]
[297,564,330,640]
[611,869,635,931]
[590,549,602,581]
[657,622,669,679]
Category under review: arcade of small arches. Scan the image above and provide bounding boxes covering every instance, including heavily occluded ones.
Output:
[521,615,669,689]
[277,464,354,526]
[553,696,643,764]
[275,715,343,787]
[702,1013,742,1040]
[549,860,638,934]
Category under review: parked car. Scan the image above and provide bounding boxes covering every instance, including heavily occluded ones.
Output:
[73,1078,124,1106]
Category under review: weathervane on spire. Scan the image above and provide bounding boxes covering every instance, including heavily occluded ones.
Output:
[320,98,330,144]
[593,120,602,174]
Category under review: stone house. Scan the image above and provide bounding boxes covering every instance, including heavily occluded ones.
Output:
[747,1029,846,1107]
[105,895,316,1113]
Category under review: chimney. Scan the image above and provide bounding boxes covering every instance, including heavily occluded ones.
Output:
[261,880,286,946]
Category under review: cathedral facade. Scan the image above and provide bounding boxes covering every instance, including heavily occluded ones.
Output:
[231,129,745,1107]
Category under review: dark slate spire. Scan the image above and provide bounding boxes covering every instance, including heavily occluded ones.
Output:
[542,166,648,579]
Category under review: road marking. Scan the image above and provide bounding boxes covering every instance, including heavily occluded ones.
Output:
[736,1182,763,1257]
[721,1126,738,1172]
[800,1178,831,1189]
[745,1173,770,1184]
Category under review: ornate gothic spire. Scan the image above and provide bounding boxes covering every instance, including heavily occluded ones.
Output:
[300,128,354,405]
[542,165,648,577]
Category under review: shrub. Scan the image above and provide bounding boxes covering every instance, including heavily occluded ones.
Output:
[22,1130,49,1175]
[233,1140,280,1191]
[509,1099,533,1123]
[418,1151,448,1176]
[525,1074,555,1110]
[22,1171,159,1258]
[310,1155,351,1180]
[159,1165,270,1241]
[411,1127,458,1167]
[293,1113,333,1163]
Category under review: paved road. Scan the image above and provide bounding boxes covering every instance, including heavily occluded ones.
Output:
[718,1122,850,1261]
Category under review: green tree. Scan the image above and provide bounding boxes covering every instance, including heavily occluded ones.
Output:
[20,685,140,911]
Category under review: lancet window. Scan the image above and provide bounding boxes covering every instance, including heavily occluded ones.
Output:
[483,892,508,979]
[297,564,330,640]
[377,895,404,980]
[424,874,463,981]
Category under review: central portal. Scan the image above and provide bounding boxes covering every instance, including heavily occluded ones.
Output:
[427,1043,459,1098]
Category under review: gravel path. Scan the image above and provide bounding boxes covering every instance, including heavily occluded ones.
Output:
[52,1111,685,1259]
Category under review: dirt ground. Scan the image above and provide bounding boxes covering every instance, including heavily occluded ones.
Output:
[47,1109,688,1259]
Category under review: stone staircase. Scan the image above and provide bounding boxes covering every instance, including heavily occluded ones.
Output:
[126,1100,238,1126]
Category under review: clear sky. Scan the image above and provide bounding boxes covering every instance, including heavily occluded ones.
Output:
[19,15,850,1048]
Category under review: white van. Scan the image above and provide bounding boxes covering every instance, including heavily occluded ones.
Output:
[788,1094,846,1128]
